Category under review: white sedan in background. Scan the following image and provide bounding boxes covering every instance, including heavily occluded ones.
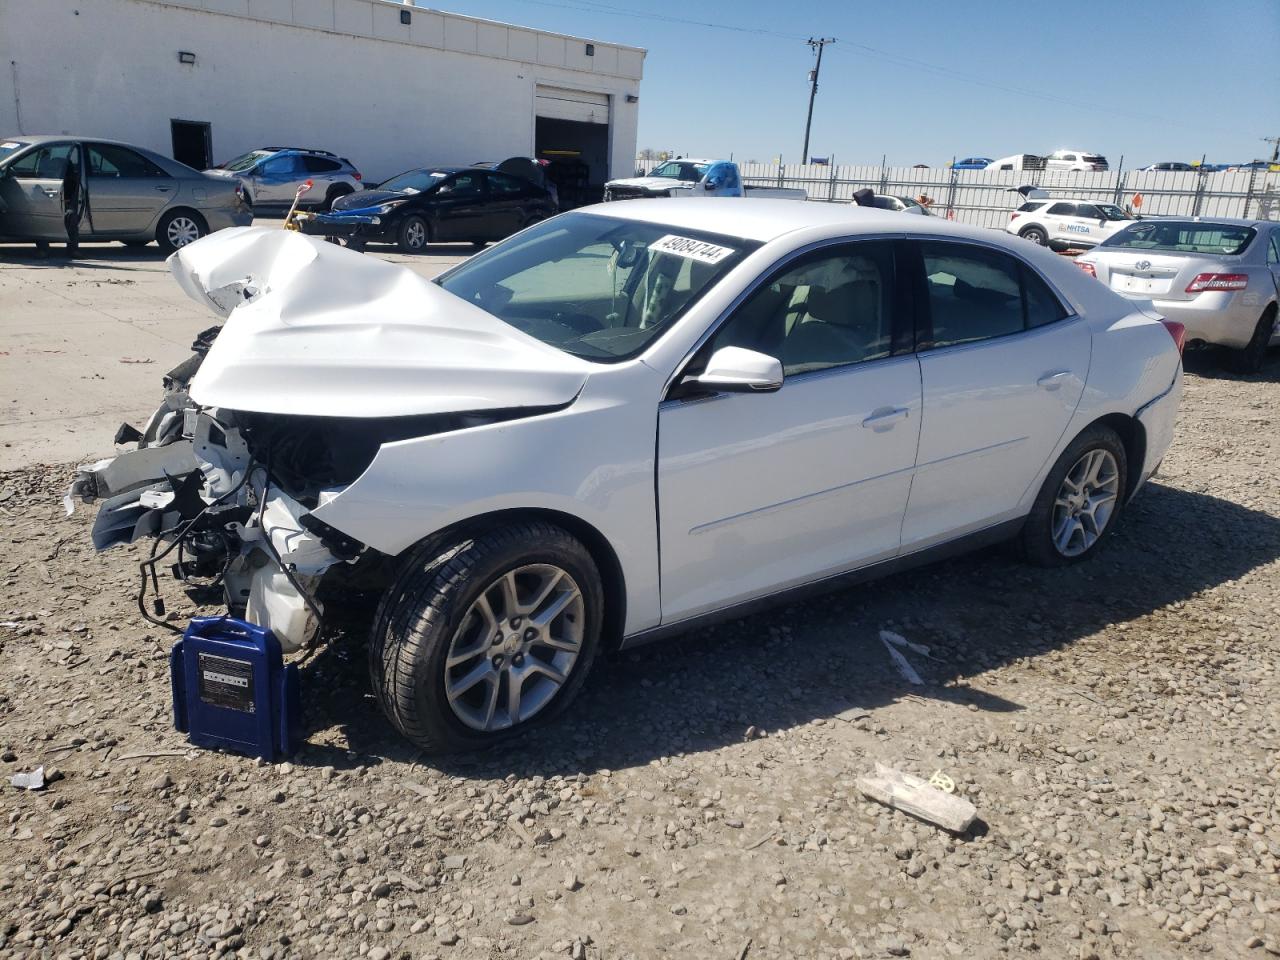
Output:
[1006,197,1135,251]
[1077,218,1280,372]
[73,201,1183,752]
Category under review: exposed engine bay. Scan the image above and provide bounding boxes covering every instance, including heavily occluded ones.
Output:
[66,226,590,652]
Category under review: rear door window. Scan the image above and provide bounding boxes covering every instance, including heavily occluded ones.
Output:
[87,143,168,178]
[919,241,1068,348]
[303,155,342,173]
[488,172,529,197]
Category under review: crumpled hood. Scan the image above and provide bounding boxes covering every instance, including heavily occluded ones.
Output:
[166,227,591,418]
[606,176,691,193]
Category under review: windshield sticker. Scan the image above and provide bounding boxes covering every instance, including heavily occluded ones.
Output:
[1,141,24,149]
[651,235,735,264]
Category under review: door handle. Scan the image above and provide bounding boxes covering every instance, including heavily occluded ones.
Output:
[1037,370,1072,391]
[41,188,60,197]
[155,186,173,192]
[862,406,909,430]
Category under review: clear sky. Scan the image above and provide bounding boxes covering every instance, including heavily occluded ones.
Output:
[446,0,1280,168]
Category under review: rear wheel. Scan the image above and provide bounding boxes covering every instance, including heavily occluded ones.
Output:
[1225,305,1276,374]
[397,215,430,253]
[1020,225,1048,246]
[369,522,604,753]
[156,210,207,254]
[1021,425,1127,566]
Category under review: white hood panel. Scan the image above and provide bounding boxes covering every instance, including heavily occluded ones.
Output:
[607,176,690,192]
[167,228,591,419]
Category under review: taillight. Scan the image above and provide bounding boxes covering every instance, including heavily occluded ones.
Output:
[1161,319,1186,355]
[354,172,362,181]
[1009,212,1019,221]
[1185,273,1247,293]
[1076,260,1096,278]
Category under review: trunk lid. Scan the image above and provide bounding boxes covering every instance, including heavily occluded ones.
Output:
[1090,251,1222,301]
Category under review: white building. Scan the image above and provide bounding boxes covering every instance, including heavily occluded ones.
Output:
[0,0,644,196]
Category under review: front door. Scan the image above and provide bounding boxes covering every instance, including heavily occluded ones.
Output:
[85,142,175,235]
[484,171,533,239]
[252,153,304,203]
[0,141,77,239]
[658,241,921,622]
[901,239,1091,548]
[431,170,489,242]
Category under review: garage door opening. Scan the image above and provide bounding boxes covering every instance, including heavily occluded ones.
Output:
[171,120,211,170]
[534,86,610,209]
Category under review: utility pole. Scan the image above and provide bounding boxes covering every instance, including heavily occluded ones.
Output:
[1264,136,1280,164]
[801,37,835,165]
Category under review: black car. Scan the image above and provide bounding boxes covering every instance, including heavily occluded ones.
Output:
[301,166,557,252]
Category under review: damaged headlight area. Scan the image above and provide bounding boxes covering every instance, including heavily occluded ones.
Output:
[68,330,547,653]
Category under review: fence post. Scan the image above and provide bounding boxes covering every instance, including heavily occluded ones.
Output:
[945,170,958,220]
[1112,155,1125,206]
[777,160,784,189]
[1192,169,1207,217]
[829,158,837,203]
[1241,165,1259,219]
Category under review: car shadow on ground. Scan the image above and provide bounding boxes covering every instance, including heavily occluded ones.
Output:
[1182,345,1280,381]
[0,243,168,267]
[292,480,1280,777]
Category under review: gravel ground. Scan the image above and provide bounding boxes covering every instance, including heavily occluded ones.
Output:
[1,350,1278,960]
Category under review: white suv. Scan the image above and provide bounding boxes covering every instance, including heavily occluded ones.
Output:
[1046,150,1109,172]
[1006,198,1135,251]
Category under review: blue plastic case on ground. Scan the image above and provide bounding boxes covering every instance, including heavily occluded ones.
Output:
[170,617,300,761]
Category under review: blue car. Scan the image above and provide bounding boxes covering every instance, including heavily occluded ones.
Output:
[950,157,993,170]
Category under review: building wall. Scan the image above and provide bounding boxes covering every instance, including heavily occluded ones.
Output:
[0,0,644,182]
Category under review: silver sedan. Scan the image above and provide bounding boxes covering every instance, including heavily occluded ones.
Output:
[0,135,252,253]
[1077,218,1280,372]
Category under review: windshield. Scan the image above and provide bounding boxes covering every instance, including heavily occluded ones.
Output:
[1097,204,1131,221]
[223,150,270,172]
[0,140,30,166]
[1101,222,1256,256]
[648,161,711,181]
[379,168,451,194]
[437,212,758,362]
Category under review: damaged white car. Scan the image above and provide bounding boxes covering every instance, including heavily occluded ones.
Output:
[71,201,1184,752]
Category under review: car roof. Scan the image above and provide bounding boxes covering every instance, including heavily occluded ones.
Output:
[3,134,166,149]
[654,158,715,165]
[1127,216,1269,229]
[574,198,1005,244]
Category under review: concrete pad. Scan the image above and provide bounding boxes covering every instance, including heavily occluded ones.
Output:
[0,223,470,469]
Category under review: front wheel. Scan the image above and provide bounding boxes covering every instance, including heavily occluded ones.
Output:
[1021,426,1127,566]
[1225,305,1276,374]
[369,522,604,753]
[156,210,207,253]
[1020,225,1048,246]
[397,215,430,253]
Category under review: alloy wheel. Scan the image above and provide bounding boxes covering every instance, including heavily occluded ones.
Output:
[1051,449,1120,557]
[443,564,584,732]
[405,220,427,249]
[167,216,201,248]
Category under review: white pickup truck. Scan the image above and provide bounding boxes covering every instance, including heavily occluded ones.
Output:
[605,159,806,201]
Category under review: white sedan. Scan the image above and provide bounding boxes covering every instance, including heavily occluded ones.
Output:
[74,202,1184,752]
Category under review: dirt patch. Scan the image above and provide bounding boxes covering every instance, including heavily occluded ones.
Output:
[1,352,1278,960]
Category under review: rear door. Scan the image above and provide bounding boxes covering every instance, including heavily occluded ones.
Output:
[0,141,76,239]
[302,154,343,200]
[85,142,174,235]
[430,171,489,242]
[902,239,1091,547]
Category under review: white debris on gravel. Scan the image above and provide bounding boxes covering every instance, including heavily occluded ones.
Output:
[1,355,1278,959]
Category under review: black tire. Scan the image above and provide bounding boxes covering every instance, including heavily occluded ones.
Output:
[1021,425,1128,567]
[369,522,604,753]
[323,185,354,212]
[1020,225,1048,246]
[156,209,208,254]
[1225,305,1276,374]
[397,214,430,253]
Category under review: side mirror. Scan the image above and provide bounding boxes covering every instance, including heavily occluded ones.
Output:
[686,346,783,394]
[704,180,719,191]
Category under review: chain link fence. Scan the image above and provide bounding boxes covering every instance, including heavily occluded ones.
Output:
[732,162,1280,228]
